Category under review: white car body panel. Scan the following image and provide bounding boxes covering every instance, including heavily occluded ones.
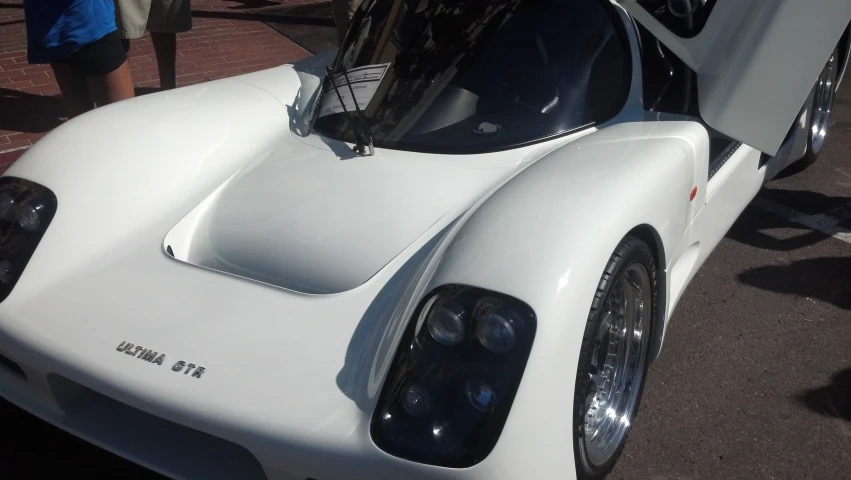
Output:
[0,59,638,480]
[162,126,525,294]
[0,2,840,479]
[618,0,851,156]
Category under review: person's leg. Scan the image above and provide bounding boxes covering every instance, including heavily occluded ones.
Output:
[348,0,364,19]
[150,32,177,90]
[86,59,135,106]
[147,0,191,90]
[332,0,351,45]
[333,0,364,45]
[69,31,136,107]
[50,62,95,118]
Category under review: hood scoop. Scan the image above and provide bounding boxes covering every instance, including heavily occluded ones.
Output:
[163,137,514,294]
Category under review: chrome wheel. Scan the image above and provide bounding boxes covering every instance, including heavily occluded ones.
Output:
[582,263,652,467]
[810,51,838,154]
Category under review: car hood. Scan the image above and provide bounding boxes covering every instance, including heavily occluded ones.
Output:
[145,55,541,295]
[164,133,522,295]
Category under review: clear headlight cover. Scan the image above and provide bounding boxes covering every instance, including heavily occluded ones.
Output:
[0,177,58,303]
[371,285,537,468]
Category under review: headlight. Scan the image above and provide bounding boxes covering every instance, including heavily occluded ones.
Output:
[426,299,466,346]
[0,191,16,222]
[17,201,45,232]
[370,285,537,468]
[0,177,58,302]
[476,311,517,353]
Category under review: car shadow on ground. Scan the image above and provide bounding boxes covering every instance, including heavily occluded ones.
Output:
[726,189,850,252]
[795,368,851,422]
[0,397,163,478]
[0,88,66,134]
[737,256,851,310]
[0,87,165,136]
[726,188,851,310]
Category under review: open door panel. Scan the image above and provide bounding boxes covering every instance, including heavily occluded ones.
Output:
[617,0,851,156]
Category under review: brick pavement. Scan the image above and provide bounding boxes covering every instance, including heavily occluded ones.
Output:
[0,0,328,170]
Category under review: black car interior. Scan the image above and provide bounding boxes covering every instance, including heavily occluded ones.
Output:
[634,17,740,180]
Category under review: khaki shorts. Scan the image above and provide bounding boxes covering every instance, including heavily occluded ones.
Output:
[115,0,192,40]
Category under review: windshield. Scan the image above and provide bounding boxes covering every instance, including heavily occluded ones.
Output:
[310,0,631,154]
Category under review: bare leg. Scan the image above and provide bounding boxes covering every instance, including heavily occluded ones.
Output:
[50,63,95,118]
[86,60,136,107]
[332,0,350,45]
[150,32,177,90]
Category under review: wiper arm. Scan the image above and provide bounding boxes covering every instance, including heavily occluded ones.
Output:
[341,66,376,156]
[325,66,375,156]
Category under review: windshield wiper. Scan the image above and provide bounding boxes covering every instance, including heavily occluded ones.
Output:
[325,66,375,156]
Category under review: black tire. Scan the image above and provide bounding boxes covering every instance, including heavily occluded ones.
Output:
[573,236,657,479]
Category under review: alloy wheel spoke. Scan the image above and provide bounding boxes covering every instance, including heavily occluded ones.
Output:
[583,264,651,467]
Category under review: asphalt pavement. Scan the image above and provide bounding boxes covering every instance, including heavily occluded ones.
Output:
[609,86,851,479]
[2,77,850,480]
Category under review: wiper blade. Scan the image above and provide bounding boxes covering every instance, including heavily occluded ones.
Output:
[341,66,376,156]
[325,66,375,156]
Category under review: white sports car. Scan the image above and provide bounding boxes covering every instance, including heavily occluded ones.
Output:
[1,1,849,479]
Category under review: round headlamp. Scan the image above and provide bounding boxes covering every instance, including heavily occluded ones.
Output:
[465,380,497,413]
[426,300,466,346]
[0,260,13,284]
[476,312,517,353]
[401,384,431,416]
[17,201,44,232]
[0,177,59,304]
[0,191,16,222]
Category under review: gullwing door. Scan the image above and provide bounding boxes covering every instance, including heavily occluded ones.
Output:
[617,0,850,156]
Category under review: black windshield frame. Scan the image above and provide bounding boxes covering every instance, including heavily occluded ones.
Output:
[310,0,634,155]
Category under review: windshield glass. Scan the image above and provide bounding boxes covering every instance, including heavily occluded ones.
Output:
[310,0,631,154]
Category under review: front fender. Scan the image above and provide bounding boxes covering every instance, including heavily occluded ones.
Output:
[424,121,708,479]
[2,72,293,290]
[8,70,294,189]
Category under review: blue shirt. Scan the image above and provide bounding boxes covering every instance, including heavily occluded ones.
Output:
[24,0,117,64]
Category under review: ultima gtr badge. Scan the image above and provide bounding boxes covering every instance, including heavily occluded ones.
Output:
[116,341,206,379]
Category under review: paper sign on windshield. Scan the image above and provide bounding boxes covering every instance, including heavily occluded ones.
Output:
[318,63,391,117]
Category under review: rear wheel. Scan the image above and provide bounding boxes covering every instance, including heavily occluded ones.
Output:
[573,236,657,479]
[785,46,839,174]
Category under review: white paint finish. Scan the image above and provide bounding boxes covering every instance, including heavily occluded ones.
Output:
[666,145,765,319]
[0,7,834,480]
[165,130,525,295]
[752,197,851,244]
[667,241,700,311]
[423,121,712,479]
[619,0,851,156]
[3,78,293,304]
[0,120,714,480]
[0,57,640,480]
